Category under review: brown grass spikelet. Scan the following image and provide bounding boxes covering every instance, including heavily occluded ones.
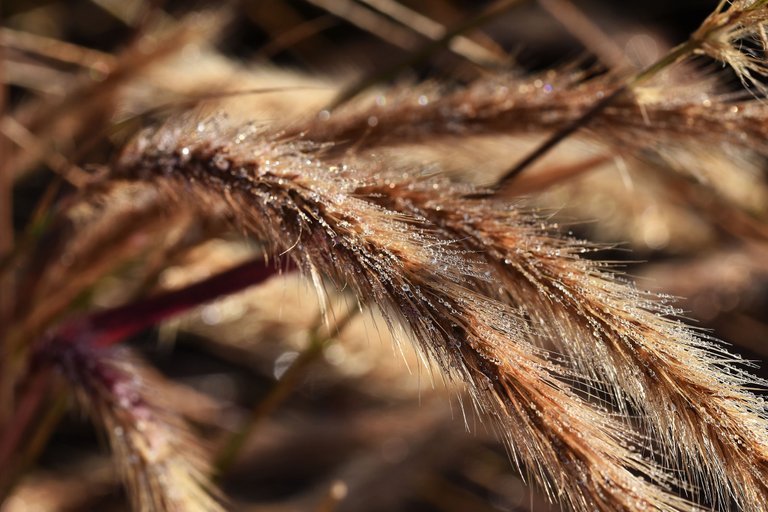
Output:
[693,0,768,90]
[286,71,768,222]
[44,340,224,512]
[108,114,721,511]
[365,174,768,510]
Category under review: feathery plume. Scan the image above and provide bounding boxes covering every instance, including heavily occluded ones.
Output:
[362,173,768,509]
[108,116,712,510]
[45,340,224,512]
[294,71,768,164]
[693,0,768,90]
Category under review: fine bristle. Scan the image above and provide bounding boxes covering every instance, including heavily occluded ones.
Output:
[50,342,224,512]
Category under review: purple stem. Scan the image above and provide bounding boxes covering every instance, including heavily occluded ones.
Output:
[50,255,289,349]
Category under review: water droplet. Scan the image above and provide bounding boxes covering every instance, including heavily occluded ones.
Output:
[274,351,299,379]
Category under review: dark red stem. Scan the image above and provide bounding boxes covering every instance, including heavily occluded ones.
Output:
[48,255,289,349]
